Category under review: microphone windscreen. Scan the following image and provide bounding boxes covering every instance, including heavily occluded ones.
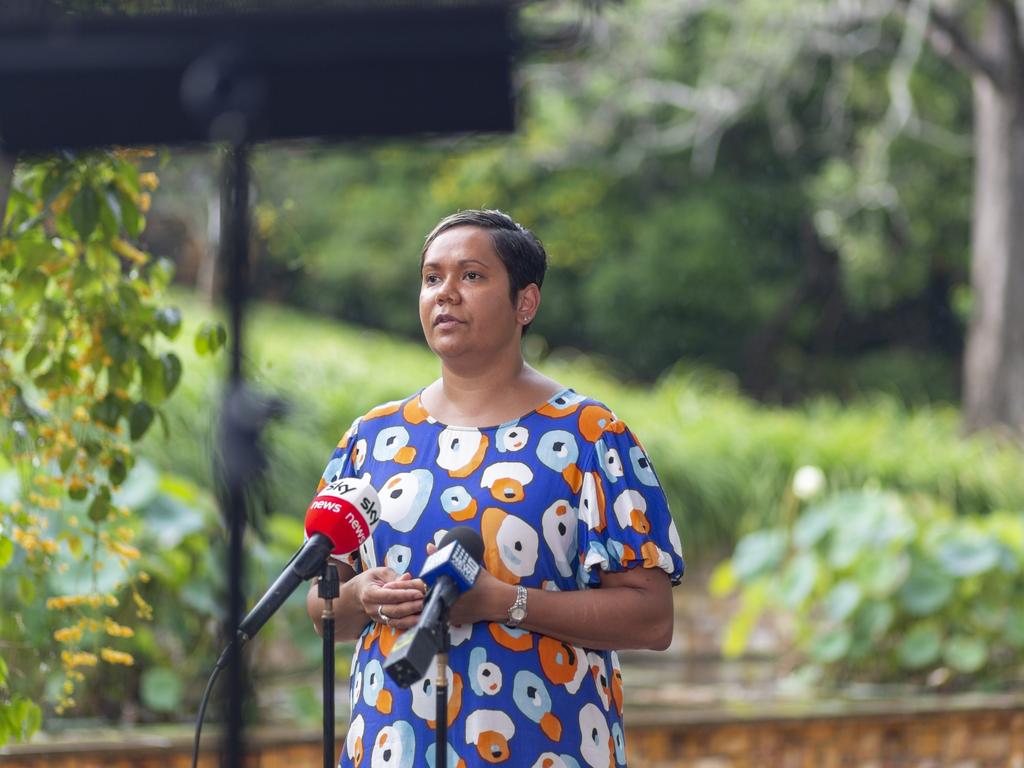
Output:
[304,477,380,555]
[438,525,485,564]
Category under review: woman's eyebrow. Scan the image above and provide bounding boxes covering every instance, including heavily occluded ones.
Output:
[422,258,489,271]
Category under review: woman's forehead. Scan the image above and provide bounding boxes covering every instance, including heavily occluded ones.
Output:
[423,226,500,266]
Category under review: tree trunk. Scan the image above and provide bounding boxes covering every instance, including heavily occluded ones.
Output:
[962,2,1024,435]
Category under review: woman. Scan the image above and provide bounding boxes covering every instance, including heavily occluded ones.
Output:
[306,209,684,768]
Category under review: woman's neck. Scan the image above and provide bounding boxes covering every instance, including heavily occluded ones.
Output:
[424,356,562,427]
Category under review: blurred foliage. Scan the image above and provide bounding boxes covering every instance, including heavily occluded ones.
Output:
[712,488,1024,686]
[0,152,224,741]
[135,0,969,404]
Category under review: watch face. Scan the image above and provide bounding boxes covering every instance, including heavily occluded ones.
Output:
[510,607,527,623]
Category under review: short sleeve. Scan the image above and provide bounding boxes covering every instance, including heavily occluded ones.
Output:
[316,417,364,571]
[575,421,684,587]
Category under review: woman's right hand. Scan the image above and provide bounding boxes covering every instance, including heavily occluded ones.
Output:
[350,567,427,632]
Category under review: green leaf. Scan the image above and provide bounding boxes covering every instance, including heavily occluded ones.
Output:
[140,667,184,713]
[109,457,127,487]
[897,621,943,670]
[155,307,182,340]
[936,533,1000,577]
[90,394,122,428]
[779,552,818,607]
[0,535,13,569]
[853,600,894,642]
[856,551,910,598]
[944,635,987,674]
[0,655,7,685]
[68,482,89,501]
[898,557,954,616]
[58,448,77,474]
[194,322,227,357]
[99,189,121,239]
[792,504,835,550]
[88,485,113,523]
[129,401,155,441]
[161,352,182,396]
[23,342,48,374]
[140,353,166,404]
[117,187,143,238]
[14,269,48,310]
[811,627,851,663]
[23,701,41,741]
[731,529,787,581]
[824,580,862,622]
[70,184,101,240]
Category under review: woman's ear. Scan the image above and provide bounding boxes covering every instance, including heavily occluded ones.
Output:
[516,283,541,325]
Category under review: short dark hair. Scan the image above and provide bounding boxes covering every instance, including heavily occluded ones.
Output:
[421,209,547,333]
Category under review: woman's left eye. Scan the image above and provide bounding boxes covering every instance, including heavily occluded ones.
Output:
[465,271,481,280]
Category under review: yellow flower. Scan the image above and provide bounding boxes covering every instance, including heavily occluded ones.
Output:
[100,648,134,666]
[112,238,148,265]
[104,618,135,638]
[53,626,84,644]
[41,539,60,555]
[139,172,160,190]
[132,591,153,620]
[61,650,98,668]
[110,541,140,560]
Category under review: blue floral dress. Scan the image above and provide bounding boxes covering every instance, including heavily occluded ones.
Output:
[318,388,684,768]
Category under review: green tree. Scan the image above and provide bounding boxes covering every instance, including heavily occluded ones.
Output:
[533,0,1019,431]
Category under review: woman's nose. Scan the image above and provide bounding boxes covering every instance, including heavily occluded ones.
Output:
[436,275,460,303]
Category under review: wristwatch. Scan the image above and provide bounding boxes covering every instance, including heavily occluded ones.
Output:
[506,585,528,627]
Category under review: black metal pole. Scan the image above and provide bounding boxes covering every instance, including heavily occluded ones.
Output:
[220,139,250,768]
[319,562,340,768]
[435,623,450,768]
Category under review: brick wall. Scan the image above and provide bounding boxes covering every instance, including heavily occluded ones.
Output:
[625,695,1024,768]
[3,695,1023,768]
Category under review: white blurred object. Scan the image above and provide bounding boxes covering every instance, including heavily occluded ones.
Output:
[792,465,826,501]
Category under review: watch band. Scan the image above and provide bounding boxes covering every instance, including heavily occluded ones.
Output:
[506,585,528,627]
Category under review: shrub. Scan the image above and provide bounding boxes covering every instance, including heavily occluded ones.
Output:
[712,484,1024,686]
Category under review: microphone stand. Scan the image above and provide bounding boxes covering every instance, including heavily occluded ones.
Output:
[435,613,450,768]
[318,562,340,768]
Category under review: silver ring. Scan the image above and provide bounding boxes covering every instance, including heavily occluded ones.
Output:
[377,605,390,626]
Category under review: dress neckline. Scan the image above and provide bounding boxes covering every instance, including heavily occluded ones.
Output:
[414,387,575,431]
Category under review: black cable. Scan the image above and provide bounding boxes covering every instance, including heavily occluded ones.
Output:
[192,644,232,768]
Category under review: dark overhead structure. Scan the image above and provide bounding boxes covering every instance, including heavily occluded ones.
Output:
[0,0,516,152]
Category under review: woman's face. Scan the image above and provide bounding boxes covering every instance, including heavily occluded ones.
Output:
[419,226,522,364]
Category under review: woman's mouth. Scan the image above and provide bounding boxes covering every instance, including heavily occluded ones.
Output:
[434,314,462,328]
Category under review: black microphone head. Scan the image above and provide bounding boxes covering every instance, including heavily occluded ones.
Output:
[439,525,484,564]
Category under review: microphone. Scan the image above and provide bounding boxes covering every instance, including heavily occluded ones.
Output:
[235,476,380,644]
[384,526,484,688]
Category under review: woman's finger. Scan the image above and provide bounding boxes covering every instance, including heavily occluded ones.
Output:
[382,577,427,594]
